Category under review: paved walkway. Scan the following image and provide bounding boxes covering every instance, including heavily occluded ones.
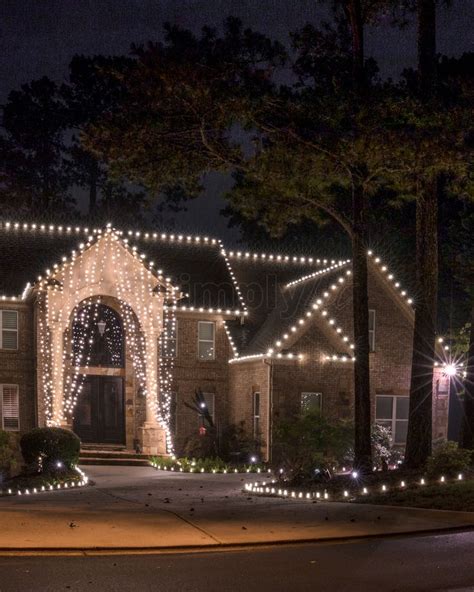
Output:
[0,466,473,550]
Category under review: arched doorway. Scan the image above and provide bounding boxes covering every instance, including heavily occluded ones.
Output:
[72,303,126,444]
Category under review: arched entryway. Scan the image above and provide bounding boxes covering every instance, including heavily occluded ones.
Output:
[72,303,126,444]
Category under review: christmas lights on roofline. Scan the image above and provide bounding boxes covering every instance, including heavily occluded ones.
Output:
[367,250,414,310]
[268,268,355,357]
[285,260,351,288]
[221,248,341,267]
[228,352,304,364]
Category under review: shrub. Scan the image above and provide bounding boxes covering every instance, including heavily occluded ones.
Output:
[0,430,19,480]
[20,427,80,472]
[426,441,472,478]
[182,431,218,459]
[371,424,403,470]
[219,422,261,463]
[273,410,353,483]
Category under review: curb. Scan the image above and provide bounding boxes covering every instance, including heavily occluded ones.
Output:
[0,524,472,557]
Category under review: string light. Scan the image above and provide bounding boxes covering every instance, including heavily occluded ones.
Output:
[285,260,351,288]
[0,466,89,497]
[33,228,177,453]
[244,473,466,501]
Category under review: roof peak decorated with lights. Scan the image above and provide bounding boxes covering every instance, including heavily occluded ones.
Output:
[0,218,453,365]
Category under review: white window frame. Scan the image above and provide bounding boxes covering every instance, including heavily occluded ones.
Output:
[301,391,323,413]
[199,392,215,424]
[253,391,261,438]
[369,309,376,352]
[1,384,20,431]
[0,309,18,350]
[198,321,215,360]
[375,395,409,445]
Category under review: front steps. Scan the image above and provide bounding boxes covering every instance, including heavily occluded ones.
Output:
[79,446,152,467]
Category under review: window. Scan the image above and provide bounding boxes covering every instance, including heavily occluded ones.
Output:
[369,309,376,352]
[301,392,322,413]
[376,395,409,445]
[198,321,215,360]
[199,392,215,425]
[253,392,261,438]
[161,320,178,359]
[199,393,216,427]
[0,310,18,350]
[1,384,19,431]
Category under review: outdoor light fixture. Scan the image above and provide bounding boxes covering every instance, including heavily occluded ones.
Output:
[97,320,107,336]
[444,364,457,377]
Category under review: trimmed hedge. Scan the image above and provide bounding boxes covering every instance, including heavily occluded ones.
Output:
[0,429,19,479]
[426,441,472,478]
[20,427,80,471]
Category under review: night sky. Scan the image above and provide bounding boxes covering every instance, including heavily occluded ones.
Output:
[1,0,473,239]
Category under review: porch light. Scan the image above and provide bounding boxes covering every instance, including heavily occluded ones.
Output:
[97,320,107,336]
[444,364,457,377]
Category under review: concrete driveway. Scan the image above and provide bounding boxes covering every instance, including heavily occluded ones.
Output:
[0,465,473,550]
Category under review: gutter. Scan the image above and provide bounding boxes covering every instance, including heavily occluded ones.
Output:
[263,358,274,463]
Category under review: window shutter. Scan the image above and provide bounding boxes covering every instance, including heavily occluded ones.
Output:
[2,385,19,431]
[1,310,18,349]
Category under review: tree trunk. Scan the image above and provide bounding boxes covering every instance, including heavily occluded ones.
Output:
[404,180,438,468]
[345,0,365,91]
[352,182,372,472]
[417,0,436,98]
[460,301,474,449]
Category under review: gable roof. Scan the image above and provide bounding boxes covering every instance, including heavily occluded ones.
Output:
[0,220,417,360]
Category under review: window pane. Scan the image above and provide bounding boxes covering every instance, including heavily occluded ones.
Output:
[301,392,322,412]
[2,311,18,330]
[2,331,17,350]
[2,385,19,431]
[395,420,408,444]
[199,340,214,360]
[396,397,409,420]
[376,396,393,420]
[202,393,215,417]
[254,392,260,417]
[198,322,214,341]
[369,310,375,331]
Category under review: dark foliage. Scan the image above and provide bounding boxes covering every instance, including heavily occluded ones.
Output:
[20,427,80,471]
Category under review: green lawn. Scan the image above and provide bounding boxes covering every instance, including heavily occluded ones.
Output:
[355,480,474,512]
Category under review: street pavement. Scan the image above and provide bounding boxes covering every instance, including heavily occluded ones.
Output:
[0,531,473,591]
[0,465,473,550]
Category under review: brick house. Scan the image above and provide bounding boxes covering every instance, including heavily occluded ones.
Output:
[0,221,449,460]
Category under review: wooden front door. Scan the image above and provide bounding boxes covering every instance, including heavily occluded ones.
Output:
[73,376,125,445]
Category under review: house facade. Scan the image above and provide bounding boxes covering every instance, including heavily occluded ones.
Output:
[0,221,450,460]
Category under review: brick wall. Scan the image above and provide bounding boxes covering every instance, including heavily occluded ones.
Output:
[0,265,450,454]
[171,314,232,454]
[265,266,447,447]
[228,359,269,459]
[0,301,35,434]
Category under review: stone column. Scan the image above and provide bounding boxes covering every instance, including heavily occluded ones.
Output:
[50,321,66,426]
[139,328,167,455]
